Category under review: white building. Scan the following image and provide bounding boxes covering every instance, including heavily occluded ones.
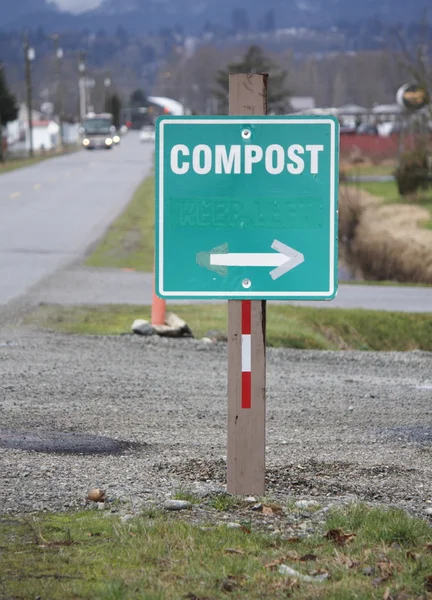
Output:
[25,120,60,152]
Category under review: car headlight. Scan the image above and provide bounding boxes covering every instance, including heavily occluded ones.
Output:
[83,138,90,146]
[113,135,120,143]
[105,138,113,146]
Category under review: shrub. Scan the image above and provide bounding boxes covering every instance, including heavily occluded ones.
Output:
[394,147,430,196]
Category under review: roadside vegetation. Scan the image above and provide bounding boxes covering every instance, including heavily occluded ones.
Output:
[0,147,78,175]
[27,303,432,351]
[0,503,431,599]
[339,181,432,284]
[85,176,155,272]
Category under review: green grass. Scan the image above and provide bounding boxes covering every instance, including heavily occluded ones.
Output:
[85,176,155,272]
[208,493,242,512]
[27,303,432,351]
[342,163,396,177]
[172,488,202,505]
[326,504,432,547]
[0,146,78,175]
[0,504,431,599]
[354,180,432,214]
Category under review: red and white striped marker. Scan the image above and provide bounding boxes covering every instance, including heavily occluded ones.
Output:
[241,300,251,409]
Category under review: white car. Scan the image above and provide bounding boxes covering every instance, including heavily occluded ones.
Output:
[140,125,155,143]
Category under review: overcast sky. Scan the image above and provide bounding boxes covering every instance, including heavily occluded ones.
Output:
[51,0,102,12]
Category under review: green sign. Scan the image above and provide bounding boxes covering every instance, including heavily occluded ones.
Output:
[155,116,339,300]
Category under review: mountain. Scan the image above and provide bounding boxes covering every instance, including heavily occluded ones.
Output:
[0,0,429,33]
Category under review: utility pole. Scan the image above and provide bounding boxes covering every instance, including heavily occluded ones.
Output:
[78,51,87,123]
[24,32,35,158]
[104,76,111,112]
[52,34,64,148]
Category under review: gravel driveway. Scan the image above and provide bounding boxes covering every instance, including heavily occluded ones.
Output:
[0,330,431,518]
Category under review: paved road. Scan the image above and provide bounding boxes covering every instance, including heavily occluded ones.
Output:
[31,266,432,313]
[345,175,394,183]
[0,133,152,306]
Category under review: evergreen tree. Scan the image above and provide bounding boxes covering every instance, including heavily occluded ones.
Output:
[129,88,147,108]
[0,65,18,162]
[214,46,290,114]
[105,93,122,129]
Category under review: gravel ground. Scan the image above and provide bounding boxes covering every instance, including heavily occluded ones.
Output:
[0,329,431,521]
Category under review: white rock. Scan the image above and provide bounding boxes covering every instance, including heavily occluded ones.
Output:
[132,319,154,336]
[97,502,106,510]
[120,514,134,523]
[163,500,192,511]
[226,522,241,529]
[201,337,213,344]
[295,500,320,509]
[245,496,257,503]
[279,565,329,583]
[425,507,432,516]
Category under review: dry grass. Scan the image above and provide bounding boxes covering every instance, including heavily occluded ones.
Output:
[339,185,432,284]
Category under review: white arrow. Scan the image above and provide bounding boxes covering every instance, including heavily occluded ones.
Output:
[209,240,304,280]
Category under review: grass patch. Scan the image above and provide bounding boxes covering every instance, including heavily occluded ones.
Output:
[0,504,431,599]
[27,303,432,351]
[326,504,432,547]
[342,163,396,177]
[0,147,78,175]
[172,488,202,505]
[85,177,154,272]
[208,493,242,512]
[355,180,432,214]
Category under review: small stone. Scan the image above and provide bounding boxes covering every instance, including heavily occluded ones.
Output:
[245,496,257,503]
[295,500,320,509]
[206,330,228,342]
[97,502,106,510]
[163,500,192,511]
[279,564,329,583]
[120,514,133,523]
[132,319,154,336]
[425,507,432,516]
[348,406,354,412]
[227,522,241,529]
[200,337,213,344]
[87,488,106,502]
[270,529,281,536]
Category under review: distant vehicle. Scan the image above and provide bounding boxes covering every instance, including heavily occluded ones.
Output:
[140,125,155,143]
[356,123,379,136]
[81,113,116,149]
[339,125,357,135]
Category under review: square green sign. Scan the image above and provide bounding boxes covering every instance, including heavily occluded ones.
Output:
[155,115,339,300]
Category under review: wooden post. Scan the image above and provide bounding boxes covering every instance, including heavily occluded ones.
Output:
[227,74,267,496]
